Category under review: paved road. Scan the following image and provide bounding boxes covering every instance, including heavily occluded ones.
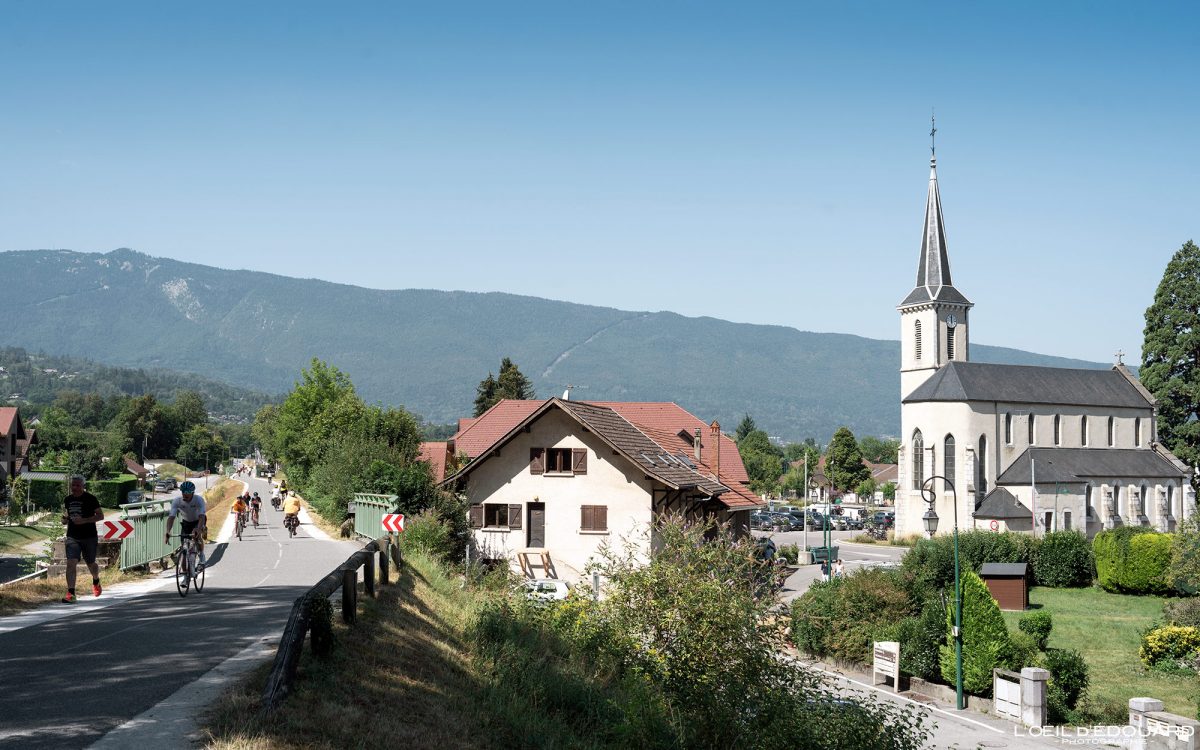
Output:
[752,529,908,603]
[0,474,359,750]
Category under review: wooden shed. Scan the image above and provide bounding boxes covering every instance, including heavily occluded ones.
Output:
[979,562,1029,611]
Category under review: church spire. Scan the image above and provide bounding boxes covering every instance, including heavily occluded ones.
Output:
[898,125,970,309]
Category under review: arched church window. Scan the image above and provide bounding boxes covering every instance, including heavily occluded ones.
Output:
[1082,416,1089,446]
[1139,483,1147,519]
[912,430,924,490]
[914,320,923,361]
[1029,415,1036,445]
[1004,413,1013,445]
[1134,418,1142,447]
[1054,415,1061,446]
[1085,485,1093,518]
[1108,417,1115,446]
[977,435,988,499]
[944,435,956,488]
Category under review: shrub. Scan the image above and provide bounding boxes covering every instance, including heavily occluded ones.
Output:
[1094,527,1173,594]
[778,544,800,565]
[399,511,454,561]
[1005,631,1041,671]
[940,571,1010,696]
[1034,532,1093,587]
[1041,648,1089,723]
[902,530,1035,590]
[882,598,945,681]
[791,567,917,665]
[1018,611,1053,651]
[1170,516,1200,593]
[1163,598,1200,628]
[1139,625,1200,671]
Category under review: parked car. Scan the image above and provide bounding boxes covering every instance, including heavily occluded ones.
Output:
[520,578,571,603]
[844,517,864,531]
[750,511,774,531]
[153,478,176,493]
[769,512,804,531]
[871,510,895,528]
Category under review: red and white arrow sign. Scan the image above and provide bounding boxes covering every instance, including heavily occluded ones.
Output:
[98,520,135,540]
[382,514,405,533]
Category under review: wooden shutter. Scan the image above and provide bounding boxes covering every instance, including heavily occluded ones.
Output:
[508,504,522,529]
[581,505,594,531]
[469,504,484,528]
[596,505,607,531]
[530,448,545,475]
[572,448,587,475]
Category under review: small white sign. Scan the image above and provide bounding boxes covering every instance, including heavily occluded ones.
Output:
[872,640,900,692]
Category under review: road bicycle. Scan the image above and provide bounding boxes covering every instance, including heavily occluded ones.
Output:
[284,513,299,538]
[251,504,261,528]
[173,532,206,596]
[235,510,246,541]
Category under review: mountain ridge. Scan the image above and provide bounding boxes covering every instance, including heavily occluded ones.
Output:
[0,248,1112,441]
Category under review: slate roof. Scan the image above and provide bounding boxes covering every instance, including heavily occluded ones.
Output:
[980,562,1028,577]
[595,401,750,484]
[898,157,973,310]
[996,447,1187,484]
[903,361,1153,408]
[973,487,1031,519]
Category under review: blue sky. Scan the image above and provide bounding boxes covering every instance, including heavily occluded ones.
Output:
[1,1,1196,363]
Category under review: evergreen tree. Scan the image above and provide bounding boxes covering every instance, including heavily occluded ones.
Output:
[473,372,497,417]
[940,571,1011,694]
[824,427,870,492]
[735,414,758,443]
[497,357,535,400]
[1142,240,1200,488]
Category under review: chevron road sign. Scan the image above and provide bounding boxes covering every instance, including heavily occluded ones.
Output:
[382,514,406,533]
[98,520,135,540]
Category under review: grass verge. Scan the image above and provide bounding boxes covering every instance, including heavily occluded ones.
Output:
[0,525,57,554]
[202,477,246,542]
[202,551,494,749]
[0,562,151,616]
[295,494,344,538]
[1002,586,1196,717]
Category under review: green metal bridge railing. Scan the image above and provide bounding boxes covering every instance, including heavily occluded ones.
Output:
[119,498,175,570]
[352,493,397,539]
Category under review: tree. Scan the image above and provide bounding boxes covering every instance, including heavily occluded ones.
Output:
[176,425,226,471]
[855,477,877,502]
[859,436,900,464]
[474,357,536,416]
[736,414,758,443]
[824,427,869,492]
[784,439,821,463]
[272,359,357,481]
[738,429,786,495]
[940,570,1011,695]
[1142,240,1200,489]
[166,390,208,435]
[881,481,897,502]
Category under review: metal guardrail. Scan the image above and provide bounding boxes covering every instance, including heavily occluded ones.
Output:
[118,498,175,570]
[351,493,396,538]
[262,535,402,713]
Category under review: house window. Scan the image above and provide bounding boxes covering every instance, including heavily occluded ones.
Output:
[1107,417,1115,447]
[914,320,922,360]
[912,430,924,490]
[1081,415,1089,447]
[484,504,510,528]
[977,435,988,498]
[1005,413,1013,445]
[943,435,956,488]
[580,505,608,532]
[531,447,588,475]
[1134,418,1142,447]
[947,326,956,359]
[1053,415,1061,446]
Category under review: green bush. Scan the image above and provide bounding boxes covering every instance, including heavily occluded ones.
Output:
[1094,527,1173,594]
[1005,630,1041,671]
[1018,611,1053,651]
[26,478,67,511]
[939,571,1010,696]
[1034,532,1093,587]
[1139,625,1200,671]
[778,544,800,565]
[791,567,916,665]
[880,598,945,681]
[1041,648,1089,723]
[399,510,455,562]
[88,475,138,508]
[1163,598,1200,628]
[902,530,1036,590]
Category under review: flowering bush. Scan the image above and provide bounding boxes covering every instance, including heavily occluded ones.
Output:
[1139,625,1200,672]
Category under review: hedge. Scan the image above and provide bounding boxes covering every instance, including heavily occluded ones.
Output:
[1094,527,1173,594]
[26,478,68,511]
[23,474,138,511]
[902,529,1093,589]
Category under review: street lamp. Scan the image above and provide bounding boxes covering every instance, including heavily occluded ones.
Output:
[921,474,964,711]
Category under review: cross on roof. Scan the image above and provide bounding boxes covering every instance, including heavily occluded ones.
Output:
[930,111,937,157]
[1115,349,1125,365]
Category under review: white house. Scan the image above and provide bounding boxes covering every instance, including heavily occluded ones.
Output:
[894,151,1193,538]
[443,398,760,581]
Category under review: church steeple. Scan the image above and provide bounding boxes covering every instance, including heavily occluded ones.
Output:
[899,128,973,398]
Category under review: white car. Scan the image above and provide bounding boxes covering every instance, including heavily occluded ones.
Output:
[520,578,572,602]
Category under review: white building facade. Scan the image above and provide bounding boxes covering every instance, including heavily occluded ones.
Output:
[894,154,1193,538]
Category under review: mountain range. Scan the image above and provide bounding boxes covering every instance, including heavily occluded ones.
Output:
[0,248,1111,442]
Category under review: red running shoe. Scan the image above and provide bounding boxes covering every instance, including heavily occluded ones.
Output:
[61,592,76,603]
[93,583,102,598]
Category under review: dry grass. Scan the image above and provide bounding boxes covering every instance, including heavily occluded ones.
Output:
[203,478,247,542]
[0,562,150,616]
[294,494,343,539]
[201,552,493,750]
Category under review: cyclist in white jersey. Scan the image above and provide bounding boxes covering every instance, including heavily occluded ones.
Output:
[164,481,209,569]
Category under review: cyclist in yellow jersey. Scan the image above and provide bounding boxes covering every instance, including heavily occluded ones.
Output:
[283,495,300,516]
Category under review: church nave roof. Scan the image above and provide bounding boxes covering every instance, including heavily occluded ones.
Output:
[902,361,1153,408]
[996,447,1187,484]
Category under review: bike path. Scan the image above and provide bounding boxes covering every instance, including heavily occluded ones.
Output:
[0,475,359,750]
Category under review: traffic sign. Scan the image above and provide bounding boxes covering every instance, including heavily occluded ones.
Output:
[382,514,406,533]
[98,520,135,540]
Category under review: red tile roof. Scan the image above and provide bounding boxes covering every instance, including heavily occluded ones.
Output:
[0,407,22,438]
[450,398,759,510]
[418,441,451,483]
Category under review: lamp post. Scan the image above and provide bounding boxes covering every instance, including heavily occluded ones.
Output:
[921,474,964,711]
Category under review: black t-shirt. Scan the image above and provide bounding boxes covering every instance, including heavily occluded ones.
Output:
[64,491,101,540]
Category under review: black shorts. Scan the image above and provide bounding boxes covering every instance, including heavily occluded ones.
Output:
[180,519,201,538]
[65,536,98,564]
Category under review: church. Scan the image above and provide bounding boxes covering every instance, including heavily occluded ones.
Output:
[894,150,1194,539]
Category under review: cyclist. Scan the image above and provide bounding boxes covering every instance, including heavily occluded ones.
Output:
[283,494,301,534]
[250,492,263,526]
[164,481,208,569]
[231,494,249,529]
[271,488,282,510]
[279,479,288,499]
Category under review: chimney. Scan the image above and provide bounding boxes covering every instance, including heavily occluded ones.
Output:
[710,420,721,478]
[694,428,702,463]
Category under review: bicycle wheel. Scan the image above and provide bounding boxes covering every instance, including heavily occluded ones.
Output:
[194,557,206,592]
[236,517,243,541]
[175,548,190,597]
